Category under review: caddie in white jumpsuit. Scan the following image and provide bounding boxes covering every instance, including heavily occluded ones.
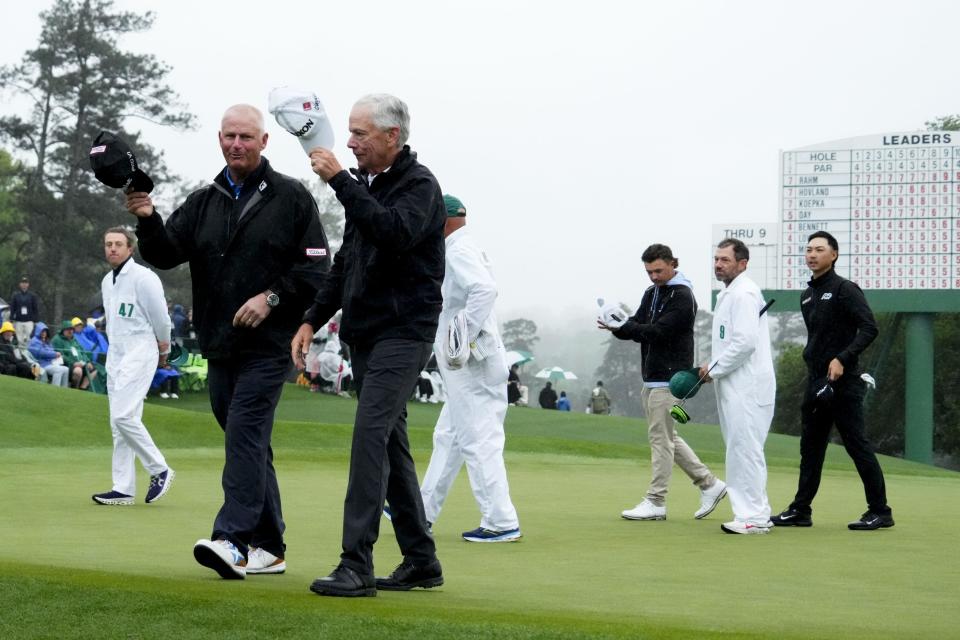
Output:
[420,195,521,542]
[92,227,174,506]
[701,239,775,534]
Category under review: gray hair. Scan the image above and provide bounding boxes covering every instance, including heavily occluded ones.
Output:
[222,104,265,136]
[354,93,410,147]
[104,225,137,249]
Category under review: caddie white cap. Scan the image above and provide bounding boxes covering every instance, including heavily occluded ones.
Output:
[267,86,335,156]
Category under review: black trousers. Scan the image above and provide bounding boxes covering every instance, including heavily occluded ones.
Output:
[789,375,890,516]
[207,353,289,559]
[340,338,436,575]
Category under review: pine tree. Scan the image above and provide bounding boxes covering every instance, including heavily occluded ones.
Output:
[0,0,194,321]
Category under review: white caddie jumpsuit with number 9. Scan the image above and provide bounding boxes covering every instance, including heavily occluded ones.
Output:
[710,273,776,525]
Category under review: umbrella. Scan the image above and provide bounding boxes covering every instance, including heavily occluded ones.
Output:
[534,366,578,382]
[504,349,535,366]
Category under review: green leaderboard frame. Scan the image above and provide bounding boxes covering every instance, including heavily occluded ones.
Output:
[760,289,960,313]
[738,289,960,465]
[710,289,958,464]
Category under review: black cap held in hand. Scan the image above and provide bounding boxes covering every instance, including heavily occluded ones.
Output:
[89,131,154,194]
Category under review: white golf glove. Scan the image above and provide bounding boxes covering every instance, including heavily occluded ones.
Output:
[597,297,628,329]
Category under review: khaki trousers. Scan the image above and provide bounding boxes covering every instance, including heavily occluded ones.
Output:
[642,386,715,506]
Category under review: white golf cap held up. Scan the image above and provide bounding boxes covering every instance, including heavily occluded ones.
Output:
[267,87,335,155]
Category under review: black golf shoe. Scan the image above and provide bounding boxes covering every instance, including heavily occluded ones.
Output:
[376,558,443,591]
[770,508,813,527]
[848,511,894,530]
[310,564,376,597]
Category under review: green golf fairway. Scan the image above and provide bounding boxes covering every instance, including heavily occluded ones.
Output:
[1,376,957,639]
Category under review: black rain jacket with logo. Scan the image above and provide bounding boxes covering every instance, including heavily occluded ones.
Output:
[613,283,697,384]
[304,146,445,347]
[136,157,331,359]
[800,268,878,379]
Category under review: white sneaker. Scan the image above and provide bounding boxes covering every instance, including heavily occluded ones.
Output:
[694,479,727,519]
[246,546,286,574]
[160,392,170,399]
[720,520,773,535]
[193,539,246,579]
[621,499,666,521]
[170,393,179,399]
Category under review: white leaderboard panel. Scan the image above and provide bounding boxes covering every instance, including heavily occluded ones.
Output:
[781,133,960,291]
[711,223,780,291]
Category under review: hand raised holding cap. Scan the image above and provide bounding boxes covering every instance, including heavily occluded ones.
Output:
[125,191,154,218]
[309,148,342,182]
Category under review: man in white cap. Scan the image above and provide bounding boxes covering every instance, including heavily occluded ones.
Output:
[419,194,521,543]
[699,238,776,534]
[93,226,175,506]
[293,93,444,597]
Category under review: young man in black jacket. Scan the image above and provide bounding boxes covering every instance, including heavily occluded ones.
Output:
[293,93,445,597]
[600,244,726,522]
[771,231,893,531]
[127,104,331,578]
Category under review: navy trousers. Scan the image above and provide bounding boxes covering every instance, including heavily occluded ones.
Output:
[207,353,290,559]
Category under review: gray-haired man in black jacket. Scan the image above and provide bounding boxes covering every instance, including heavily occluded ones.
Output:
[771,230,893,531]
[293,93,445,597]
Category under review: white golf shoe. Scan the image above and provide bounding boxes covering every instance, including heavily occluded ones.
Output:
[694,479,727,519]
[621,499,666,521]
[193,538,246,579]
[720,520,773,535]
[246,547,286,574]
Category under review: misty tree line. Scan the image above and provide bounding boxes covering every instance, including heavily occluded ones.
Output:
[0,0,343,323]
[499,306,960,468]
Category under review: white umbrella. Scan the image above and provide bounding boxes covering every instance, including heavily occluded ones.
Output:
[534,366,578,382]
[504,350,535,366]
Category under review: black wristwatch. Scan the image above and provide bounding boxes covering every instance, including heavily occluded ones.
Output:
[265,291,280,307]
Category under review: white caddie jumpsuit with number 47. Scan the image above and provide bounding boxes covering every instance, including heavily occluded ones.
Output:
[101,258,171,497]
[420,226,520,531]
[710,273,776,526]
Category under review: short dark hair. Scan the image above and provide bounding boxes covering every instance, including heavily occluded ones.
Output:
[642,243,677,266]
[807,230,840,267]
[717,238,749,262]
[104,226,136,248]
[596,380,603,386]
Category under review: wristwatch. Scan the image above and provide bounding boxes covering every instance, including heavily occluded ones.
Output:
[265,290,280,307]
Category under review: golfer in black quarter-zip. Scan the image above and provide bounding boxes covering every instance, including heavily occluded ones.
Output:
[771,231,893,531]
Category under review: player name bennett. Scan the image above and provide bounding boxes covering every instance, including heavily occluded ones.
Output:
[882,133,952,146]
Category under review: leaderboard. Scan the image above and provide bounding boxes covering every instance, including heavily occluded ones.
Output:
[780,133,960,290]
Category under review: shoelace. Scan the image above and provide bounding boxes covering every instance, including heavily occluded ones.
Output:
[149,475,162,489]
